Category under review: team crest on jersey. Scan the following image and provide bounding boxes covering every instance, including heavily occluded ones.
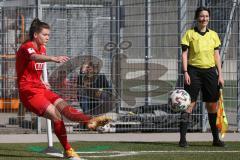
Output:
[27,48,36,54]
[35,63,44,70]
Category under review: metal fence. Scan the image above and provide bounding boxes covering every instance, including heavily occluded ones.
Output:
[0,0,239,134]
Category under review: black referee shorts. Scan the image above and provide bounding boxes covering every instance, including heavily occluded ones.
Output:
[184,65,220,102]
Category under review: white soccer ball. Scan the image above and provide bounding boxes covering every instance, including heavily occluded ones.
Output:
[97,122,116,133]
[168,89,191,112]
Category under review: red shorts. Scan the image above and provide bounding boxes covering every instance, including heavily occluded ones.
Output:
[19,88,61,116]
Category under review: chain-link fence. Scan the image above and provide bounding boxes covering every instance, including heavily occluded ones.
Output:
[0,0,239,134]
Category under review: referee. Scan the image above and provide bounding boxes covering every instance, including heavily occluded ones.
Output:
[179,7,225,147]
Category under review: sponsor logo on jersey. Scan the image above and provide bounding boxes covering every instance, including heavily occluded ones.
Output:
[27,48,36,54]
[35,63,44,70]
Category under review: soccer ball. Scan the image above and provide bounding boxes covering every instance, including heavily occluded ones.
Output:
[168,89,191,112]
[97,122,116,133]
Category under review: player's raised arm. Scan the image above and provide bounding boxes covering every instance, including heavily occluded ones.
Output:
[30,54,70,63]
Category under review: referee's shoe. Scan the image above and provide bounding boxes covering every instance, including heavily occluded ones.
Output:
[179,140,189,148]
[212,140,225,147]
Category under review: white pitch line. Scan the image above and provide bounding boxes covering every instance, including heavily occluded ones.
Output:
[80,151,138,158]
[46,150,240,158]
[75,150,240,158]
[138,150,240,153]
[77,150,240,153]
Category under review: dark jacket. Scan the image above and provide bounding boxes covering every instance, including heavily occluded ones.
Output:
[77,73,111,114]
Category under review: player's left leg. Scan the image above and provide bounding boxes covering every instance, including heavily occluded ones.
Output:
[43,106,71,150]
[206,103,225,147]
[203,68,225,147]
[43,105,82,159]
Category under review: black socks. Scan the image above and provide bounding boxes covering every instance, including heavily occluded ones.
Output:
[208,113,220,141]
[179,112,190,143]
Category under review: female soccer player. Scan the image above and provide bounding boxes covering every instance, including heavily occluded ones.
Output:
[180,7,225,147]
[16,18,110,159]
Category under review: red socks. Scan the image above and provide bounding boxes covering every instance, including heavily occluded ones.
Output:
[53,120,71,150]
[54,106,91,150]
[61,106,91,124]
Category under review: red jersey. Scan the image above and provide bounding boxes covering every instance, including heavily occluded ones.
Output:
[16,41,46,90]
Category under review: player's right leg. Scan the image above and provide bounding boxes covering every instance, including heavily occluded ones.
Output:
[54,99,111,131]
[19,89,82,160]
[179,103,194,147]
[43,89,111,131]
[54,99,91,124]
[180,66,200,147]
[44,89,91,124]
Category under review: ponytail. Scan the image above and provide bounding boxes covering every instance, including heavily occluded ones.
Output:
[29,18,50,40]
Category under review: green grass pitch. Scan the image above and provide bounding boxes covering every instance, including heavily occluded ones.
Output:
[0,141,239,160]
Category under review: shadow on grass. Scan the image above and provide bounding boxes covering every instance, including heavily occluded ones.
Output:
[0,153,59,159]
[0,147,60,159]
[117,141,225,150]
